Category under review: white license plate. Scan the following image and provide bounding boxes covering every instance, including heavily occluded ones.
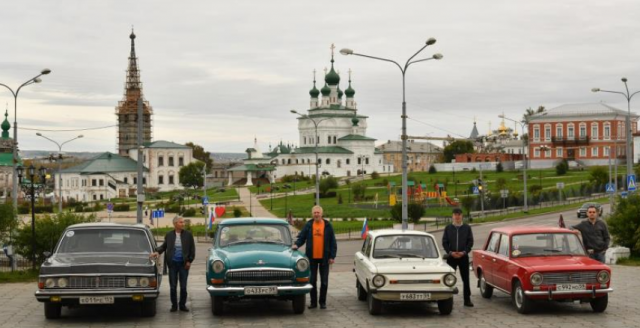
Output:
[400,293,431,300]
[244,286,277,295]
[556,284,586,291]
[79,296,115,304]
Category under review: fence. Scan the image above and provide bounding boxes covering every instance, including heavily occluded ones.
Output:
[0,253,33,272]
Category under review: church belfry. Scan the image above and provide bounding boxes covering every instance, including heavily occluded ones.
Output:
[116,29,153,157]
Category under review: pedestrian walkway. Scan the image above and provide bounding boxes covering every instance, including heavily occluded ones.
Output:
[236,187,277,218]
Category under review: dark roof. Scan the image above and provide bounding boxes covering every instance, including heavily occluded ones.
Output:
[294,146,354,154]
[338,134,376,141]
[143,140,190,149]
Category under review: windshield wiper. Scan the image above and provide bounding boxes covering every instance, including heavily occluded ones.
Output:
[543,249,562,253]
[396,253,425,259]
[375,254,402,259]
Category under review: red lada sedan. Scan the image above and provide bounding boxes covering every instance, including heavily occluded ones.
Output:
[472,227,612,314]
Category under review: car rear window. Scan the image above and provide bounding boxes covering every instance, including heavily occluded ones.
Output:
[57,228,152,253]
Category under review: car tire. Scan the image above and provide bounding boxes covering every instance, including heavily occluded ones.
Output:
[211,295,224,316]
[44,302,61,319]
[437,297,453,315]
[367,291,382,315]
[479,272,493,299]
[292,294,306,314]
[512,281,533,314]
[590,294,608,313]
[140,299,156,317]
[356,279,367,301]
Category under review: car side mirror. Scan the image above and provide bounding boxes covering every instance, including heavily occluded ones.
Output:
[43,251,52,258]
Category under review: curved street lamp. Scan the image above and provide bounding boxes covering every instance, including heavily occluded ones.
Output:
[341,39,442,230]
[36,133,83,213]
[592,78,640,191]
[0,68,52,210]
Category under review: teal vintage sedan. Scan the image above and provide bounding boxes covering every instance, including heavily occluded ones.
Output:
[206,218,312,315]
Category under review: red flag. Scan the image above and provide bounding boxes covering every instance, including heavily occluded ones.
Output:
[558,215,566,228]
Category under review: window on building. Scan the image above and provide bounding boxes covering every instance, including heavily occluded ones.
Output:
[534,148,540,158]
[366,158,370,165]
[100,194,104,200]
[159,175,164,184]
[545,148,551,158]
[579,123,587,138]
[604,146,610,157]
[568,124,575,139]
[591,147,598,157]
[556,123,563,138]
[328,136,331,144]
[169,156,174,166]
[346,158,350,165]
[318,158,322,164]
[544,124,551,141]
[303,137,306,145]
[158,156,164,166]
[92,179,97,186]
[179,157,184,166]
[533,126,540,141]
[288,159,291,164]
[619,122,624,138]
[93,195,97,200]
[169,175,174,184]
[591,123,599,140]
[333,136,337,144]
[556,148,563,157]
[143,177,146,185]
[604,123,611,139]
[317,136,319,144]
[133,177,137,184]
[99,179,104,186]
[124,177,128,184]
[357,157,362,165]
[579,147,586,157]
[326,158,330,164]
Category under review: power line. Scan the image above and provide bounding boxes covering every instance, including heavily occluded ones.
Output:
[18,125,117,132]
[407,117,467,139]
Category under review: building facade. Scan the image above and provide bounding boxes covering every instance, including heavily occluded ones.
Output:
[528,103,638,168]
[0,111,19,200]
[128,140,195,192]
[377,140,441,173]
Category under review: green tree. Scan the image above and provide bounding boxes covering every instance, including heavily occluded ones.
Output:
[495,162,504,173]
[556,159,569,176]
[607,194,640,256]
[588,166,608,186]
[185,142,213,173]
[460,196,475,216]
[0,203,16,242]
[443,140,475,163]
[390,202,425,223]
[179,162,206,189]
[319,176,338,196]
[428,165,437,174]
[521,106,546,142]
[352,183,367,201]
[496,177,507,190]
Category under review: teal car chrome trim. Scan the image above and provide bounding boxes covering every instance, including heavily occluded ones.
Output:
[207,284,312,294]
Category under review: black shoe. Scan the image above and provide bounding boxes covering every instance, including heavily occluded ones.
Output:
[320,304,327,309]
[180,306,190,312]
[308,304,317,309]
[464,300,474,307]
[170,306,177,312]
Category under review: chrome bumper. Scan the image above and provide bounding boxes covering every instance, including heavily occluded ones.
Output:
[35,288,159,301]
[525,288,613,297]
[207,284,312,295]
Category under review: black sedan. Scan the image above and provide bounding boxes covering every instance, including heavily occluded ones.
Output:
[577,202,603,218]
[35,223,161,319]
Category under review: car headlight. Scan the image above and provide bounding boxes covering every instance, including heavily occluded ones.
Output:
[444,273,457,287]
[597,270,610,283]
[296,258,309,272]
[372,275,385,288]
[139,277,150,287]
[127,277,139,287]
[45,278,55,288]
[530,272,543,286]
[57,278,68,288]
[212,260,225,274]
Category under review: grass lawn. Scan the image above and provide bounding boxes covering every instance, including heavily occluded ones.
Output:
[0,270,39,283]
[616,255,640,266]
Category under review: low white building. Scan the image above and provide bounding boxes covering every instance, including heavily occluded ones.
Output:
[128,140,195,192]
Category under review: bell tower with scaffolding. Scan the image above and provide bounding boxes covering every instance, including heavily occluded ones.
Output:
[116,29,153,157]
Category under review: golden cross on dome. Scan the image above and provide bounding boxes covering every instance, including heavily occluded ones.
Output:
[330,43,335,56]
[348,68,352,80]
[313,69,316,81]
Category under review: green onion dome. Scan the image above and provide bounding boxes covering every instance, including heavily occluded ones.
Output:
[309,81,320,98]
[325,59,340,85]
[321,83,331,96]
[1,111,10,138]
[337,86,343,99]
[345,80,355,98]
[351,116,360,126]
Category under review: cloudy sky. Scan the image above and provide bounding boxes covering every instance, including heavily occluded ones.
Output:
[2,0,640,154]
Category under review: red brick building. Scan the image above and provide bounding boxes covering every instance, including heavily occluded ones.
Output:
[527,103,638,167]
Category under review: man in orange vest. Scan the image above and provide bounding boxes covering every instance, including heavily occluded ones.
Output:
[292,205,337,309]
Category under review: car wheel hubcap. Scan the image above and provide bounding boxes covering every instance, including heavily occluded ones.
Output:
[480,276,486,292]
[515,287,523,307]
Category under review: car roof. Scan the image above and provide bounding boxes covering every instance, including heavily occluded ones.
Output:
[368,229,435,238]
[218,218,288,226]
[67,222,149,229]
[489,226,578,235]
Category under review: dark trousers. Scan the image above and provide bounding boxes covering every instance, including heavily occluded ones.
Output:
[589,251,606,263]
[447,256,471,301]
[309,259,329,305]
[168,260,189,307]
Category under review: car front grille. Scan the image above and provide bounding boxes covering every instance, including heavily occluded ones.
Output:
[542,272,598,285]
[68,276,126,289]
[226,269,295,284]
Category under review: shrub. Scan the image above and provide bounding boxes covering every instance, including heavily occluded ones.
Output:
[183,208,197,217]
[496,162,504,173]
[556,159,569,176]
[337,194,343,204]
[428,165,437,174]
[460,196,475,216]
[34,205,54,214]
[588,166,608,186]
[352,183,367,201]
[496,177,507,190]
[166,204,182,213]
[471,167,477,173]
[390,202,425,224]
[528,184,543,194]
[17,203,30,214]
[113,204,130,212]
[319,191,337,199]
[371,171,380,179]
[233,207,242,218]
[319,176,338,197]
[608,194,640,256]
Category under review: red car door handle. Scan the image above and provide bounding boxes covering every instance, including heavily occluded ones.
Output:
[492,259,496,262]
[481,255,485,259]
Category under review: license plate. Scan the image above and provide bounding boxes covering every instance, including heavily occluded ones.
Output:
[244,286,277,295]
[400,293,431,300]
[79,296,115,304]
[556,284,586,291]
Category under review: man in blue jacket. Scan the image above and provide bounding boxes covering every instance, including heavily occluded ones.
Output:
[442,208,474,307]
[292,205,337,309]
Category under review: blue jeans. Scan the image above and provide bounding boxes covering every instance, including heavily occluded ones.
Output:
[310,259,329,305]
[168,261,189,307]
[589,252,606,263]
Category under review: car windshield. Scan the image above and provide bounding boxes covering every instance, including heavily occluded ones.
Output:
[372,235,439,259]
[217,224,291,247]
[511,233,586,258]
[581,203,597,209]
[56,228,152,254]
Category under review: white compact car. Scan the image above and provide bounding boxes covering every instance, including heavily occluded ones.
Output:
[354,230,459,315]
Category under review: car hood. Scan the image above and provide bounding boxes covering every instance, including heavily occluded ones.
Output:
[40,253,155,275]
[216,243,299,269]
[512,255,609,271]
[372,259,454,274]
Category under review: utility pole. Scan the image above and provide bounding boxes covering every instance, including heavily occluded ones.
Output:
[203,163,208,228]
[479,165,485,218]
[136,98,144,224]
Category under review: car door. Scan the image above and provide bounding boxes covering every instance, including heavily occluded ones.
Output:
[355,236,372,287]
[479,232,501,285]
[493,234,512,292]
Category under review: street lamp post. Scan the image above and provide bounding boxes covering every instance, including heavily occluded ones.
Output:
[341,40,442,230]
[499,114,529,212]
[357,155,367,180]
[592,78,640,191]
[16,164,47,270]
[36,133,83,213]
[291,110,330,206]
[0,69,52,210]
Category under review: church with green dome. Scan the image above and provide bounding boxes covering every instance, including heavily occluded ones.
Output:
[0,110,20,199]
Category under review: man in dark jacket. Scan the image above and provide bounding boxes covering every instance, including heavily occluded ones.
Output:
[572,205,610,263]
[292,205,337,309]
[442,208,474,307]
[150,216,196,312]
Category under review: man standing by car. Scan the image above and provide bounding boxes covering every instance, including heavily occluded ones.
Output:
[292,205,337,310]
[442,208,474,307]
[572,205,610,263]
[150,216,195,312]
